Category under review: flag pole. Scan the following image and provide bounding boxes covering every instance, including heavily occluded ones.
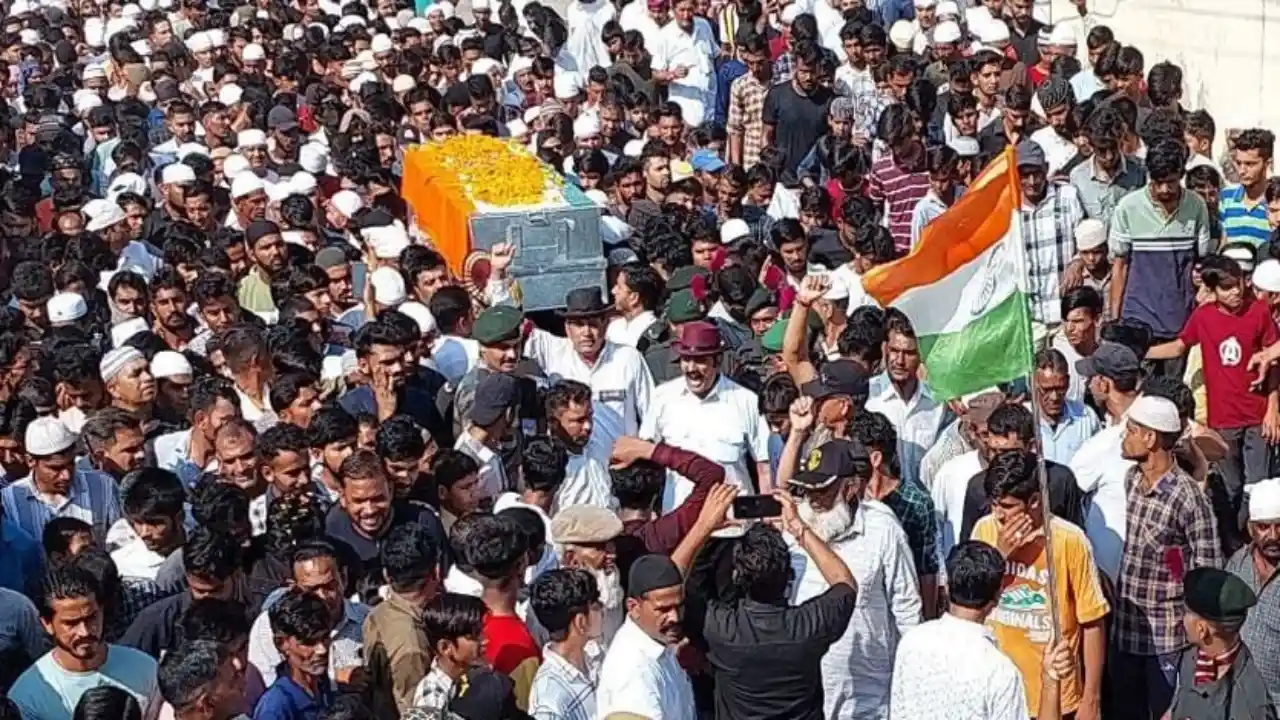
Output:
[1004,148,1063,643]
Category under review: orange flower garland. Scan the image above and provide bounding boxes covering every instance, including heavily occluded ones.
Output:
[418,135,560,207]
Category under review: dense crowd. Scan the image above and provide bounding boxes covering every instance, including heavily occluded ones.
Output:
[0,0,1273,718]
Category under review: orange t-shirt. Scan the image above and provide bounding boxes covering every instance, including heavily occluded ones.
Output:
[972,515,1110,715]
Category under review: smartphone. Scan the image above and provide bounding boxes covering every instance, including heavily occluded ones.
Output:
[732,495,782,520]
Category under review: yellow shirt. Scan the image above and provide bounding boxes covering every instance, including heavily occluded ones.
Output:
[972,515,1110,715]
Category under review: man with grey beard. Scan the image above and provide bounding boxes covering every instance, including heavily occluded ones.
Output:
[783,408,923,720]
[551,505,628,647]
[1225,478,1280,709]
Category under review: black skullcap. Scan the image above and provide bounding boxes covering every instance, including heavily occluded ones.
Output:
[627,554,683,598]
[245,220,281,245]
[1037,77,1075,112]
[53,40,75,66]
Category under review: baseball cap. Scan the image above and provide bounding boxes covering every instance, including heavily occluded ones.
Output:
[268,105,299,133]
[1075,341,1140,381]
[690,149,726,174]
[801,359,870,400]
[791,439,869,490]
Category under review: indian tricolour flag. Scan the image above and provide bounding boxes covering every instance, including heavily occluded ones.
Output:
[862,147,1034,401]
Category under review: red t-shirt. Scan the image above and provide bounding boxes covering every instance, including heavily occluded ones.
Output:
[1179,298,1279,429]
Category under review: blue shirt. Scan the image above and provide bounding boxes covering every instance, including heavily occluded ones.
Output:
[1037,400,1102,465]
[714,59,747,126]
[1220,184,1272,246]
[253,667,336,720]
[0,519,42,598]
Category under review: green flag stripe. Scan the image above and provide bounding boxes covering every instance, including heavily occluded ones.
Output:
[917,291,1034,400]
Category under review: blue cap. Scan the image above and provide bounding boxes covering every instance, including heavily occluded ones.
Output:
[690,149,726,173]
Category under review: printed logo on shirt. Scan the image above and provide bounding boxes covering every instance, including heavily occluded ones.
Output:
[1218,336,1242,367]
[991,561,1053,644]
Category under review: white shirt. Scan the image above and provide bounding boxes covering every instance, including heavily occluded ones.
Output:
[455,431,509,499]
[1029,126,1079,176]
[248,590,370,685]
[554,448,618,515]
[606,311,658,348]
[641,374,770,513]
[930,450,982,557]
[110,538,167,581]
[597,618,696,720]
[652,18,718,127]
[619,5,665,65]
[888,613,1028,720]
[1051,333,1088,406]
[1069,421,1132,580]
[864,375,946,489]
[234,382,277,432]
[432,335,480,386]
[528,642,604,720]
[789,502,921,720]
[154,429,206,487]
[525,331,653,454]
[829,265,879,314]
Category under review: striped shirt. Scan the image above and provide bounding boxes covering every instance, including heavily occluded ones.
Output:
[1220,184,1272,246]
[868,153,931,253]
[1110,187,1214,337]
[1,470,122,545]
[1020,184,1086,325]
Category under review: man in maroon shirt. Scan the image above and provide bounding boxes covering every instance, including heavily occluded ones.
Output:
[608,436,725,587]
[866,104,929,253]
[1147,254,1280,527]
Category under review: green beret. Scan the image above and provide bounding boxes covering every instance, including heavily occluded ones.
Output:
[665,289,706,324]
[472,305,524,345]
[666,265,710,292]
[1184,567,1257,623]
[744,287,776,320]
[760,317,787,353]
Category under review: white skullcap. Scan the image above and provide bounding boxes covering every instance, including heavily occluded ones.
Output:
[177,143,210,160]
[408,17,430,33]
[371,267,407,306]
[553,72,582,100]
[185,31,212,53]
[121,3,142,18]
[948,136,980,157]
[889,20,916,50]
[428,1,455,17]
[139,0,156,9]
[720,218,751,245]
[85,203,126,232]
[1224,244,1257,271]
[10,0,30,14]
[1248,478,1280,522]
[25,417,76,457]
[242,42,265,62]
[331,190,363,218]
[471,57,501,77]
[110,318,149,348]
[47,293,87,326]
[130,39,151,56]
[933,21,961,44]
[101,346,145,382]
[472,0,491,9]
[266,181,294,204]
[283,23,304,42]
[523,106,541,125]
[507,119,529,138]
[207,28,227,47]
[104,18,135,44]
[82,65,107,82]
[162,163,196,185]
[230,172,266,199]
[150,350,193,380]
[779,3,800,23]
[366,224,411,259]
[371,33,394,54]
[1254,260,1280,293]
[299,144,329,174]
[289,172,317,195]
[1074,218,1107,251]
[84,18,106,46]
[237,129,267,148]
[19,29,39,46]
[397,301,437,336]
[392,74,416,93]
[976,20,1011,44]
[221,154,250,180]
[623,139,646,157]
[509,56,533,78]
[218,83,244,106]
[73,90,102,114]
[1049,23,1077,46]
[335,15,366,31]
[936,0,960,16]
[573,114,600,139]
[1128,395,1183,434]
[913,0,936,7]
[107,172,147,200]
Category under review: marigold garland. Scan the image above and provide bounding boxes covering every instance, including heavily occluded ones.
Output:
[419,135,561,207]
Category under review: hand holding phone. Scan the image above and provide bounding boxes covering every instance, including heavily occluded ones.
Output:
[732,494,782,520]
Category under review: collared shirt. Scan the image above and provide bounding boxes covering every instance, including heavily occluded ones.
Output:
[252,666,336,720]
[1225,545,1280,706]
[553,447,617,515]
[1114,464,1223,655]
[236,382,278,433]
[249,589,370,686]
[1021,183,1086,325]
[363,590,432,714]
[1110,187,1214,337]
[1037,400,1101,465]
[865,375,946,489]
[727,71,769,170]
[889,613,1028,720]
[455,431,510,499]
[930,449,983,558]
[641,374,770,513]
[1030,126,1081,176]
[1220,184,1272,246]
[410,659,459,713]
[789,502,921,719]
[1069,422,1135,580]
[154,429,207,487]
[525,330,653,454]
[597,619,695,720]
[653,18,718,127]
[1,470,122,545]
[879,477,941,578]
[606,311,658,348]
[1068,155,1147,226]
[528,642,604,720]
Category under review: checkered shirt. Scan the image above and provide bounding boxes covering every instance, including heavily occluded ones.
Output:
[1113,464,1223,656]
[528,643,604,720]
[411,660,459,714]
[107,578,170,642]
[881,478,941,577]
[1020,183,1085,325]
[727,72,769,170]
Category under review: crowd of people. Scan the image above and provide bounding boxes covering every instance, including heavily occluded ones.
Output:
[0,0,1273,717]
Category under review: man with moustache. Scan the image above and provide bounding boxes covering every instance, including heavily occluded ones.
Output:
[640,321,771,514]
[213,419,269,537]
[551,505,627,646]
[1028,78,1079,175]
[782,428,921,720]
[101,347,161,438]
[544,380,615,513]
[1226,478,1280,707]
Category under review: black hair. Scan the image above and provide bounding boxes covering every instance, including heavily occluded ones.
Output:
[380,521,440,592]
[73,687,141,720]
[1200,253,1245,289]
[38,564,100,620]
[529,568,598,641]
[521,437,567,496]
[308,406,359,448]
[121,468,186,524]
[256,422,310,463]
[837,307,887,367]
[183,525,241,583]
[618,263,664,312]
[179,598,251,646]
[375,415,425,463]
[731,523,792,603]
[611,458,665,511]
[80,407,141,458]
[270,588,331,645]
[12,261,54,301]
[1185,109,1216,144]
[41,517,93,560]
[759,373,799,416]
[983,449,1040,503]
[544,379,592,421]
[158,639,227,712]
[850,410,899,478]
[1146,137,1188,182]
[1235,128,1275,160]
[421,592,486,651]
[947,541,1008,609]
[269,372,318,414]
[1060,286,1104,321]
[457,513,526,582]
[986,403,1035,444]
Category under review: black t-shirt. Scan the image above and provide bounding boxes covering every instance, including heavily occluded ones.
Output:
[763,82,832,175]
[326,501,451,604]
[959,459,1086,543]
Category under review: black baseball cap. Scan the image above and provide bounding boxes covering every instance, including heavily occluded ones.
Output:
[1075,341,1140,381]
[801,359,870,400]
[790,439,869,490]
[471,372,519,427]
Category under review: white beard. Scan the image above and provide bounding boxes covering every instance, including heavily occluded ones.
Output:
[592,566,625,611]
[798,497,854,543]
